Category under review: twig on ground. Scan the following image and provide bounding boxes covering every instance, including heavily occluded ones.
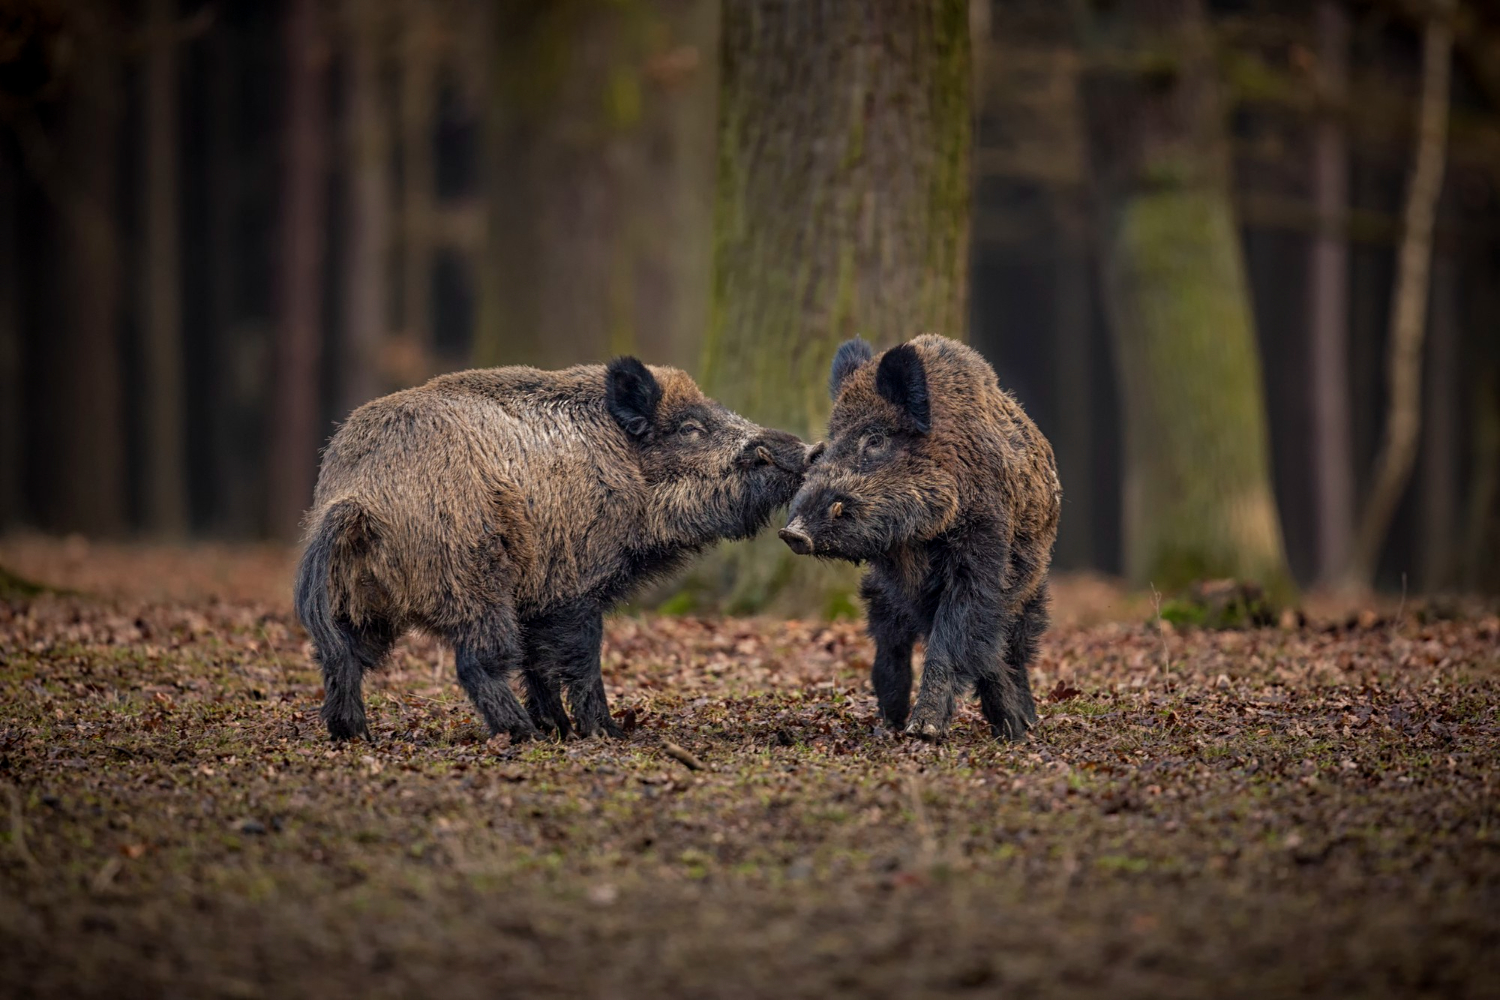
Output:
[90,857,122,895]
[6,784,40,870]
[662,741,706,771]
[907,775,938,867]
[1151,584,1171,673]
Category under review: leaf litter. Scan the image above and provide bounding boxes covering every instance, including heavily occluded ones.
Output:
[0,542,1496,998]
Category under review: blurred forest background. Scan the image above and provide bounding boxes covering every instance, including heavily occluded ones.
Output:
[1,0,1499,606]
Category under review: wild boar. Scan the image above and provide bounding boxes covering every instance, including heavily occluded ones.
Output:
[778,334,1060,740]
[295,358,808,742]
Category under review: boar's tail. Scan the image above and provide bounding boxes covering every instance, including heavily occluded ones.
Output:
[294,499,376,662]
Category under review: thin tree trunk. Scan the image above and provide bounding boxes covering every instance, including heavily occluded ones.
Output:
[142,0,189,535]
[1078,0,1292,595]
[267,0,329,540]
[341,0,388,415]
[1053,199,1094,570]
[1310,0,1353,587]
[398,4,434,364]
[1343,4,1452,590]
[205,17,252,536]
[1419,251,1458,591]
[701,0,971,612]
[1463,366,1500,593]
[57,17,127,535]
[0,155,22,528]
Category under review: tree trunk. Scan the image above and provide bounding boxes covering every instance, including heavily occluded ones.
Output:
[142,0,189,535]
[340,0,389,415]
[1463,366,1500,593]
[56,16,127,536]
[267,0,329,541]
[397,3,435,367]
[1052,199,1095,570]
[0,153,21,528]
[1309,0,1354,587]
[1078,0,1292,595]
[477,0,732,372]
[1343,3,1452,590]
[699,0,972,612]
[1419,250,1458,591]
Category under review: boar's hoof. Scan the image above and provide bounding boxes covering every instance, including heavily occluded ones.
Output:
[577,717,627,740]
[990,714,1031,743]
[903,711,947,742]
[325,715,372,743]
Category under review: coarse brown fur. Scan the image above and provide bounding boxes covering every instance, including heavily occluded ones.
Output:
[296,359,808,742]
[781,334,1061,739]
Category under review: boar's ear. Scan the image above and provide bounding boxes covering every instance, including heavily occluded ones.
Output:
[605,357,662,439]
[875,343,931,434]
[829,337,875,400]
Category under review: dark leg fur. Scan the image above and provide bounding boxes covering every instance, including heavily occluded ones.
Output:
[521,667,572,739]
[908,571,1002,741]
[449,609,537,741]
[318,616,397,741]
[977,586,1050,740]
[862,578,919,730]
[525,604,621,739]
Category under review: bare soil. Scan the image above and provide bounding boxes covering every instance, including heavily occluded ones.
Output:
[1,539,1496,999]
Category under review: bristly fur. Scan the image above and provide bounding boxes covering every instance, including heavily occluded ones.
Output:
[295,359,807,743]
[784,334,1061,741]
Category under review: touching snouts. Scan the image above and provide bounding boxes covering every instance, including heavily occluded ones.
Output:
[742,429,808,473]
[778,517,813,555]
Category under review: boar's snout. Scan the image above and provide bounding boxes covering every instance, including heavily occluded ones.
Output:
[779,517,814,555]
[741,429,807,474]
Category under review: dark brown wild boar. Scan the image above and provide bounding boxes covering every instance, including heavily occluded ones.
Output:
[295,359,808,742]
[779,334,1061,740]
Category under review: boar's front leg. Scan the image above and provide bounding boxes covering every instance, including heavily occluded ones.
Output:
[448,603,538,742]
[861,575,919,731]
[907,573,1002,741]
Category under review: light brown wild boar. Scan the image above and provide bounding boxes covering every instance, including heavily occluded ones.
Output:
[295,358,808,742]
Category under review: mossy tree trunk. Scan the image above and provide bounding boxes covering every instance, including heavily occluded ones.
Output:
[476,0,719,373]
[1077,0,1292,596]
[700,0,972,613]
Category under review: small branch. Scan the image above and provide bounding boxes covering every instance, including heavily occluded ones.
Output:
[5,784,39,870]
[1150,583,1171,673]
[662,741,705,771]
[1344,3,1454,589]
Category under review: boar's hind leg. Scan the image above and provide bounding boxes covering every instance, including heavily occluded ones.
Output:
[319,616,397,741]
[449,605,538,742]
[975,588,1048,741]
[520,668,571,738]
[518,617,573,738]
[556,606,622,739]
[1005,585,1048,729]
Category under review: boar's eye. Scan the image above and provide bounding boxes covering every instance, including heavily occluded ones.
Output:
[861,432,888,455]
[677,420,706,440]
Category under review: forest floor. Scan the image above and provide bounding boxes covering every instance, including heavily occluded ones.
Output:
[0,537,1497,999]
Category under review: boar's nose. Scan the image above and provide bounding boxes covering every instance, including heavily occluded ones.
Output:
[779,517,814,555]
